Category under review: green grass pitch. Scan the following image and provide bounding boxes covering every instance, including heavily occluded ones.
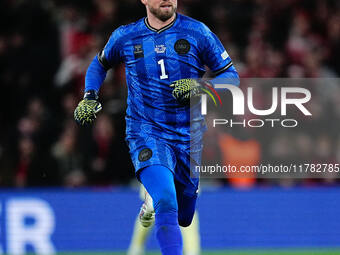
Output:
[55,250,340,255]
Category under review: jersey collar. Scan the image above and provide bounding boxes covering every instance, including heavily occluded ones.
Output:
[144,13,177,34]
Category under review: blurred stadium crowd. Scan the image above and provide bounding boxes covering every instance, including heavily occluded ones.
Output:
[0,0,339,188]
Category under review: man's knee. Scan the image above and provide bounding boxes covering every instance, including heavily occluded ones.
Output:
[177,192,197,227]
[178,213,194,227]
[154,188,178,213]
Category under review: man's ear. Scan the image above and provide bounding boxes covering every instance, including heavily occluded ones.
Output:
[140,0,147,6]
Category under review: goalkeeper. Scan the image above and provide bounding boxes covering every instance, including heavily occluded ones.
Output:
[74,0,239,254]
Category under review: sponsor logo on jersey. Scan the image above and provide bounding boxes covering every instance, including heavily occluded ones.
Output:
[174,39,190,54]
[134,44,144,59]
[155,45,166,54]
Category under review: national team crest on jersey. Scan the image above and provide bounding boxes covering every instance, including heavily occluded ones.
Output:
[155,45,166,54]
[174,39,190,54]
[134,44,144,59]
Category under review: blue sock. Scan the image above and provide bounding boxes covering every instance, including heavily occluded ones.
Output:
[155,212,183,255]
[139,165,183,255]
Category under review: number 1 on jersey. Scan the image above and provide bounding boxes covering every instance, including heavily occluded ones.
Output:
[158,59,168,80]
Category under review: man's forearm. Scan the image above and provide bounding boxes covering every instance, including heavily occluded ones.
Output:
[85,56,107,92]
[210,64,240,87]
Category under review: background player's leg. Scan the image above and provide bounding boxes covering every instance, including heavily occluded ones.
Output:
[181,212,201,255]
[127,214,153,255]
[139,165,183,255]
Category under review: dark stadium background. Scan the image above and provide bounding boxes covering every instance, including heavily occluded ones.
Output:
[0,0,340,254]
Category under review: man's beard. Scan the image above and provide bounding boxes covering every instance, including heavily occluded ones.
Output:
[149,5,176,22]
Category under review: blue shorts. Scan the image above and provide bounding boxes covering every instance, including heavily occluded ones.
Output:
[126,135,202,196]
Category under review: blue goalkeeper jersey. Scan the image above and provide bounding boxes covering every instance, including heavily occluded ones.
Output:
[89,13,237,142]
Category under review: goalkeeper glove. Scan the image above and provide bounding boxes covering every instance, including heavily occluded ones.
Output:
[74,90,102,126]
[170,78,208,105]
